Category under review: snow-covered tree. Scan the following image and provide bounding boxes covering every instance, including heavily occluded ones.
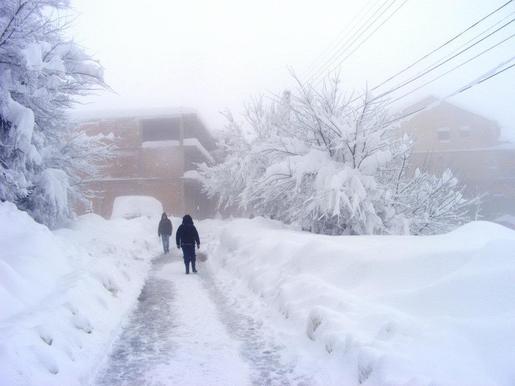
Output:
[198,112,254,212]
[0,0,109,227]
[200,75,475,235]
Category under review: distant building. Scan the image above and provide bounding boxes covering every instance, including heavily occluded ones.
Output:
[78,110,217,219]
[398,97,515,217]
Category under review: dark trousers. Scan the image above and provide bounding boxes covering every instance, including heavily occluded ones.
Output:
[181,244,196,273]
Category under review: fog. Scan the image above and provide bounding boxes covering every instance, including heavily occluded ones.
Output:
[3,2,515,382]
[70,0,514,136]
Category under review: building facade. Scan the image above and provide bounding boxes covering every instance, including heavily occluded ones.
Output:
[398,97,515,217]
[79,111,217,219]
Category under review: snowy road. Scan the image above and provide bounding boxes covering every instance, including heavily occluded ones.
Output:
[93,249,313,386]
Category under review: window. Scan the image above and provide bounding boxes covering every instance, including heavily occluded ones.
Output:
[140,117,181,141]
[486,154,499,172]
[459,126,471,138]
[437,127,451,142]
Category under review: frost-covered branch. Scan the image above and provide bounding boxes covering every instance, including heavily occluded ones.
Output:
[199,74,476,235]
[0,0,109,228]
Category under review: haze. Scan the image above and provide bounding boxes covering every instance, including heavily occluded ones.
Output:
[71,0,515,138]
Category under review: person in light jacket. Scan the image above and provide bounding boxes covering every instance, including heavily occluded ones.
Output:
[158,213,172,254]
[176,214,200,274]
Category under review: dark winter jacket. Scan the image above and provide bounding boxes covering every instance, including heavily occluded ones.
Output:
[158,215,172,236]
[176,215,200,247]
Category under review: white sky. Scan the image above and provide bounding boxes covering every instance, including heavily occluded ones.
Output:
[70,0,515,138]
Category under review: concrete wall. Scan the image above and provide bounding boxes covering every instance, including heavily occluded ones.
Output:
[78,113,216,219]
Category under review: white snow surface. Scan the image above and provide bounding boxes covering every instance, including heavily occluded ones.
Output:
[141,138,214,163]
[496,214,515,230]
[141,139,180,148]
[111,195,163,219]
[3,96,38,163]
[94,253,253,386]
[0,202,160,386]
[205,217,515,386]
[182,169,202,180]
[183,138,215,163]
[2,202,515,386]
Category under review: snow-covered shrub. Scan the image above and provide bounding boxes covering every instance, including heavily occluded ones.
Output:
[199,75,474,234]
[198,112,255,213]
[0,0,109,228]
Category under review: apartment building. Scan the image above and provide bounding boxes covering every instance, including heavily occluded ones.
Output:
[398,97,515,217]
[79,110,217,219]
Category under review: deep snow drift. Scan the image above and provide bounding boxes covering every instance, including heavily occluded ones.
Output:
[205,217,515,386]
[0,202,160,386]
[2,202,515,386]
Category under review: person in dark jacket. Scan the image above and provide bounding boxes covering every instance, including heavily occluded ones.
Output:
[176,214,200,274]
[158,213,173,254]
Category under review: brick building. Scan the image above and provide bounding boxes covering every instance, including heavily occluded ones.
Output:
[79,110,217,219]
[398,97,515,217]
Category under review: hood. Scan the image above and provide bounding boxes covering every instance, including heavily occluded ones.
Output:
[182,214,193,225]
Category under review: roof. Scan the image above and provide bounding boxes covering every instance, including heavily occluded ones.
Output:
[400,96,499,128]
[70,106,199,122]
[412,141,515,154]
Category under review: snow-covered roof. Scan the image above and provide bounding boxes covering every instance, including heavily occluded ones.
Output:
[399,96,499,127]
[183,138,215,163]
[182,170,202,180]
[141,140,180,149]
[81,176,173,183]
[141,138,215,163]
[70,106,198,123]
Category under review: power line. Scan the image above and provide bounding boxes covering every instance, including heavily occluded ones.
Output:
[384,32,515,107]
[335,11,515,126]
[305,0,391,81]
[409,10,515,83]
[368,0,515,94]
[297,1,515,130]
[369,17,515,103]
[382,57,515,127]
[302,0,378,78]
[448,56,515,96]
[306,0,396,82]
[311,0,410,84]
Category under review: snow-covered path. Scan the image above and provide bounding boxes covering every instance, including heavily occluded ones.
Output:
[93,248,313,386]
[94,253,251,385]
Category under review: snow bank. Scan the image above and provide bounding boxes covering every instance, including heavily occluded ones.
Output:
[0,202,160,386]
[141,139,180,148]
[496,214,515,230]
[182,169,202,180]
[206,217,515,386]
[111,195,163,219]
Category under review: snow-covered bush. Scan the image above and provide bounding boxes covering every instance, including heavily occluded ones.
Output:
[0,0,109,228]
[200,75,474,234]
